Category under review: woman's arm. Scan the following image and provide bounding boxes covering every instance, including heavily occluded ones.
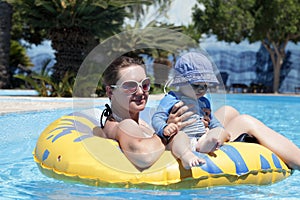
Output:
[116,119,165,170]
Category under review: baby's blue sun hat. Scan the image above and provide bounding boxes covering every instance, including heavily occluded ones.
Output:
[171,52,219,86]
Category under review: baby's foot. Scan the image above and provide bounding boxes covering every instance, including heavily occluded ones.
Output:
[181,151,205,169]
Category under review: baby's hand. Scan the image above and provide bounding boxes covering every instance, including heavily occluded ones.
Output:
[163,123,178,137]
[202,108,211,127]
[202,108,211,116]
[201,118,210,128]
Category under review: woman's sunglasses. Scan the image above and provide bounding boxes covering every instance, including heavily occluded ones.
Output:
[191,84,208,91]
[110,77,151,94]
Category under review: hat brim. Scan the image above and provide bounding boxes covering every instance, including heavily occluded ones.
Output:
[171,72,219,86]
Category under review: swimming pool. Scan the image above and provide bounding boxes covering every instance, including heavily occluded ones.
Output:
[1,94,300,199]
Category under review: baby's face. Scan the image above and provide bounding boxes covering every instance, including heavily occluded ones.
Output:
[180,82,207,98]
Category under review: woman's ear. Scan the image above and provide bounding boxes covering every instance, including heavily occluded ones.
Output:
[106,86,113,99]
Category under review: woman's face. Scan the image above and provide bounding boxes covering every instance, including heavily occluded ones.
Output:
[111,65,149,116]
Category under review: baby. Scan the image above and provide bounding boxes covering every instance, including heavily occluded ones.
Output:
[152,52,230,153]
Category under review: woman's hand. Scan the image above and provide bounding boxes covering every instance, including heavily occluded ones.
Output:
[167,101,195,130]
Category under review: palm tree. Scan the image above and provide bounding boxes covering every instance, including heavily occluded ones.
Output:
[0,1,13,88]
[13,0,155,83]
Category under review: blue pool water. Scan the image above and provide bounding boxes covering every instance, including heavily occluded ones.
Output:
[0,94,300,199]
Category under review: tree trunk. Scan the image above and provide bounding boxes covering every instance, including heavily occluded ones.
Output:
[50,27,98,83]
[273,57,282,94]
[153,57,172,86]
[262,42,284,93]
[0,2,12,89]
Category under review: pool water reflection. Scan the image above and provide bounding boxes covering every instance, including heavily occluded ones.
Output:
[0,94,299,199]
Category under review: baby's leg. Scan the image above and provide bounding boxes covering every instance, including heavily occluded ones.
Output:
[167,131,205,169]
[195,127,229,153]
[196,133,219,153]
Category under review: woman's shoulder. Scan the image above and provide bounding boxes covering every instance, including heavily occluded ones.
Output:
[98,118,119,139]
[139,119,150,127]
[139,119,155,137]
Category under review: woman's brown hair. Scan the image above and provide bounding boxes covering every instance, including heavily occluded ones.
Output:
[102,56,145,87]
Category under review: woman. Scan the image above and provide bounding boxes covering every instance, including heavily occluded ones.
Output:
[167,102,300,170]
[93,56,205,170]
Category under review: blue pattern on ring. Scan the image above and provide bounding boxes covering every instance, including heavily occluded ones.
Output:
[48,126,75,134]
[260,155,271,169]
[46,135,54,140]
[74,135,93,142]
[272,153,282,169]
[193,152,223,174]
[200,158,223,174]
[61,118,92,133]
[220,145,249,175]
[42,149,50,161]
[52,127,75,142]
[46,115,95,143]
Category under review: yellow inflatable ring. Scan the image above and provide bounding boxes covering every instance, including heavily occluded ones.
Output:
[33,109,292,189]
